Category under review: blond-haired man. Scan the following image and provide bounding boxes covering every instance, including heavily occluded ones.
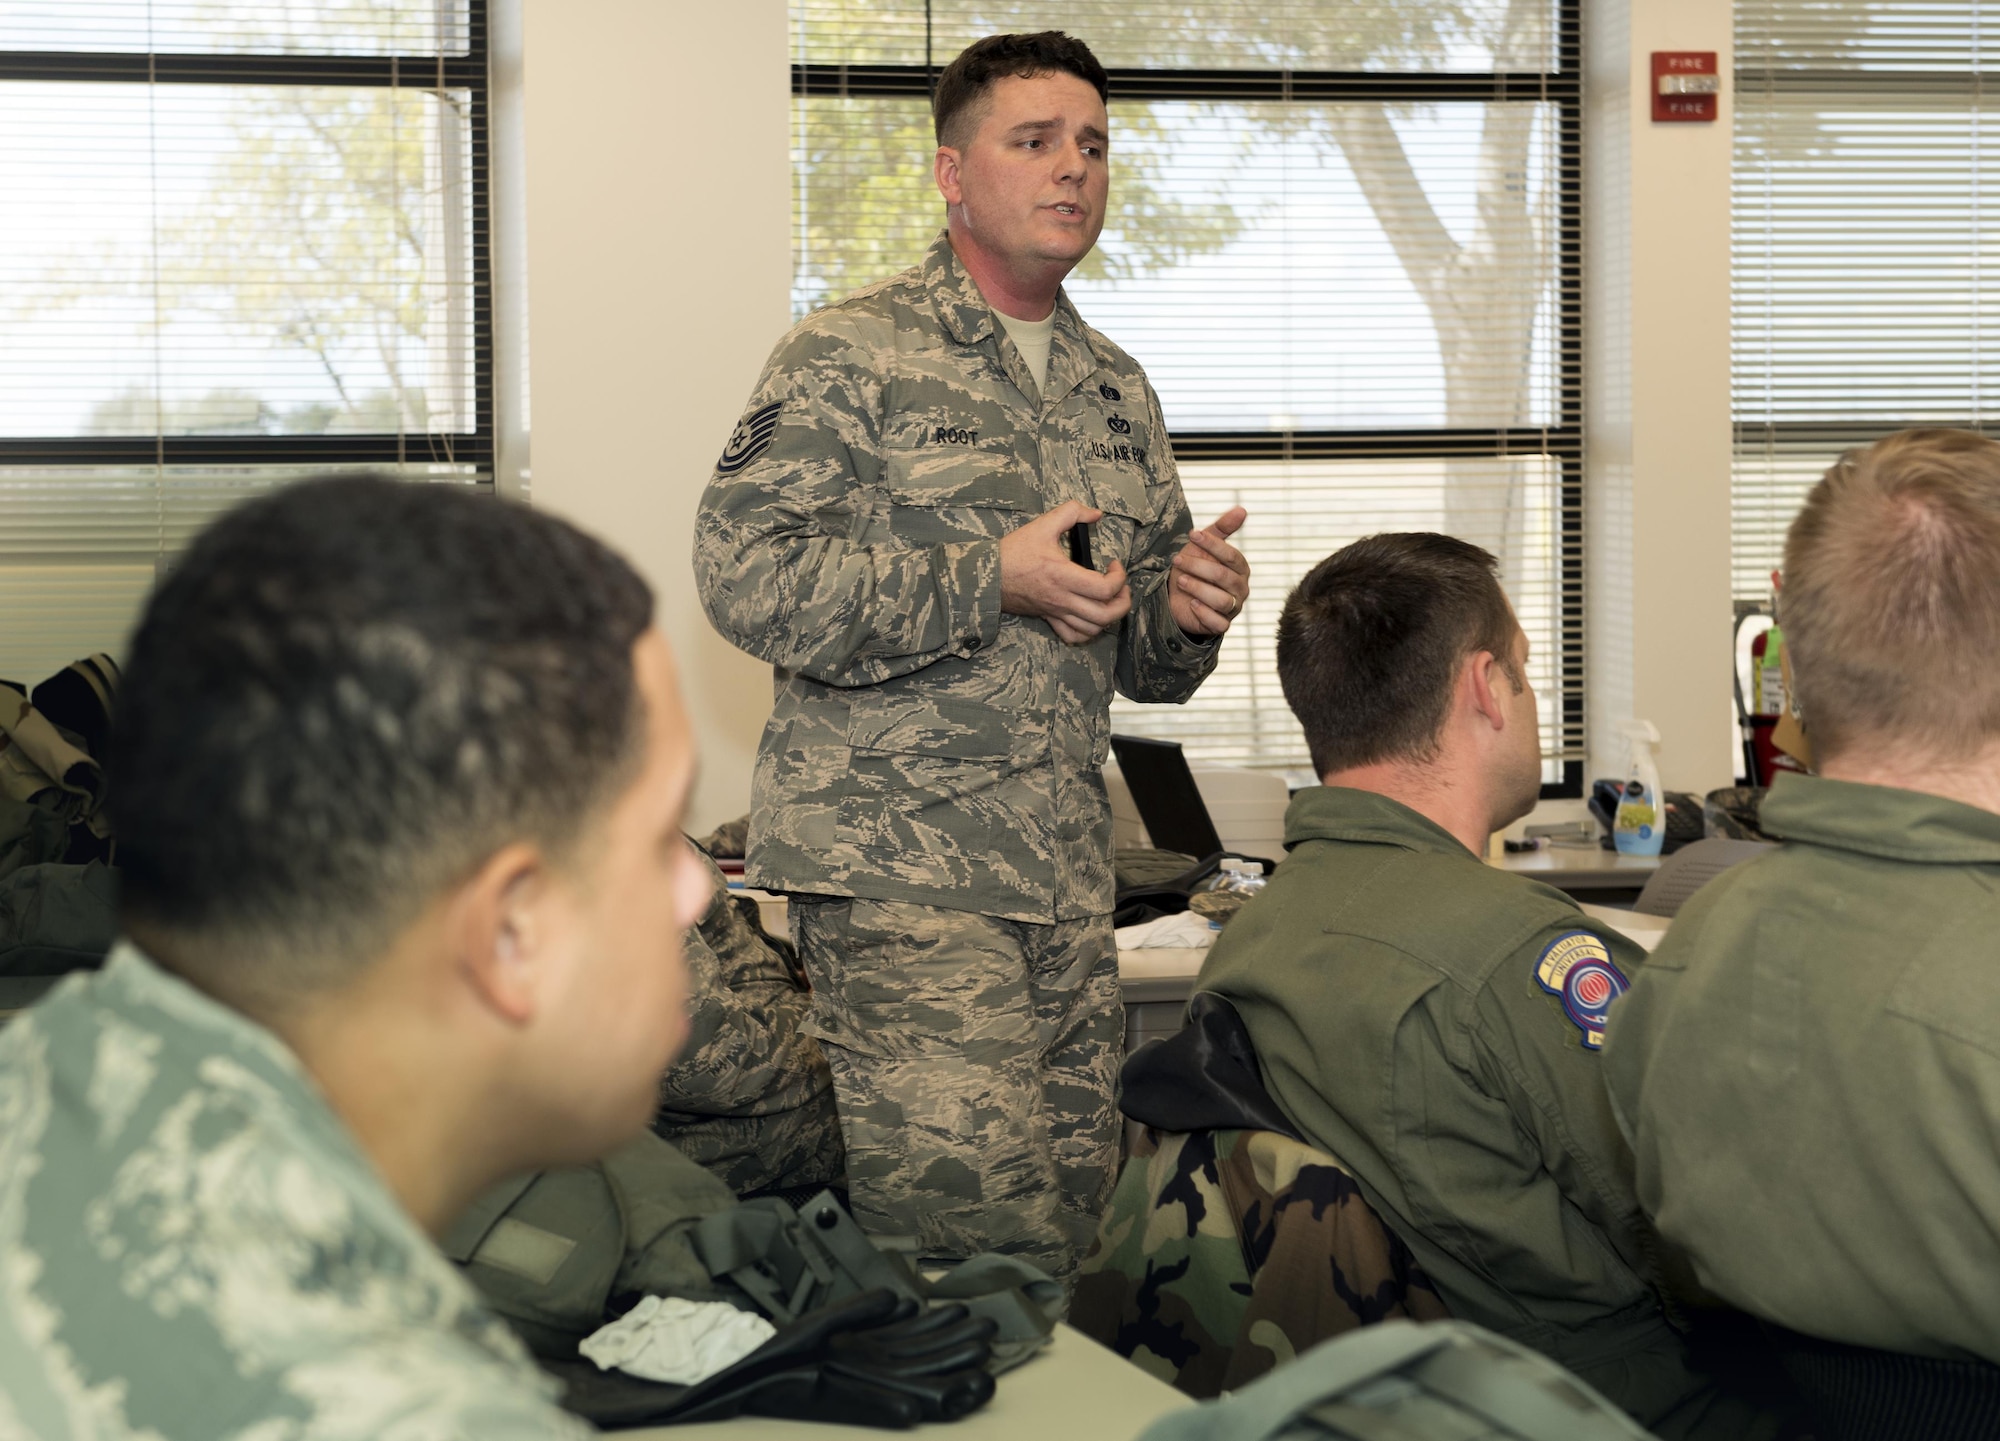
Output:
[1605,428,2000,1365]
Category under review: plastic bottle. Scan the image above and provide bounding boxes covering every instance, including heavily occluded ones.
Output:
[1216,858,1268,895]
[1753,622,1786,715]
[1612,721,1666,857]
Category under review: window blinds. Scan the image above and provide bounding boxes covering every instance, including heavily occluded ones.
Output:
[793,1,1583,783]
[1734,1,2000,601]
[0,3,490,688]
[792,1,1558,71]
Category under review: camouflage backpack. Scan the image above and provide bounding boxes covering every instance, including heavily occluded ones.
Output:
[1073,994,1449,1398]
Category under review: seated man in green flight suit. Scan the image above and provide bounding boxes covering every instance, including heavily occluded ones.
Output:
[1605,430,2000,1376]
[1194,533,1785,1440]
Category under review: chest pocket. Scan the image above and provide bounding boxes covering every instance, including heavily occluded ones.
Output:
[877,434,1037,547]
[1084,462,1153,569]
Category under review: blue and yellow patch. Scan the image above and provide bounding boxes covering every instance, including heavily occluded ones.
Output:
[1534,930,1630,1050]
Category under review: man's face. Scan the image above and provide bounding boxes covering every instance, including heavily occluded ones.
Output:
[1493,622,1545,826]
[530,627,711,1160]
[939,71,1110,276]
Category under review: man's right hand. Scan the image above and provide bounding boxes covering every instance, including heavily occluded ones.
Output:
[999,501,1132,645]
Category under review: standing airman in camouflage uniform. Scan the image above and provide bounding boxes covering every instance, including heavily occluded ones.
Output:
[694,32,1251,1277]
[654,843,845,1197]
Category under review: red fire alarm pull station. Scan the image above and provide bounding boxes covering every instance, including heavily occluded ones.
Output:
[1653,52,1719,122]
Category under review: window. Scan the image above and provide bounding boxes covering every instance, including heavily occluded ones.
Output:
[0,2,492,687]
[793,0,1584,792]
[1734,2,2000,604]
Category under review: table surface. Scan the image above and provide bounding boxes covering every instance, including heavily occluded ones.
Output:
[1489,846,1661,890]
[627,1323,1194,1441]
[1575,902,1672,952]
[1116,946,1211,1002]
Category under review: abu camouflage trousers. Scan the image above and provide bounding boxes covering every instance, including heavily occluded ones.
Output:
[790,897,1121,1282]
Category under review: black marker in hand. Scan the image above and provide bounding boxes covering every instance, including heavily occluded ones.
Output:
[1066,521,1093,570]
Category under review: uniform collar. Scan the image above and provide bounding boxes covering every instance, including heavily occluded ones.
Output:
[99,939,314,1085]
[923,231,998,345]
[1759,771,2000,864]
[921,229,1098,404]
[1283,785,1477,860]
[90,941,365,1176]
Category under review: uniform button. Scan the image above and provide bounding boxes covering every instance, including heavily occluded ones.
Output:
[1168,640,1183,653]
[964,635,982,652]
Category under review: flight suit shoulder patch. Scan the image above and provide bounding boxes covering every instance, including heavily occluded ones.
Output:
[1533,930,1630,1050]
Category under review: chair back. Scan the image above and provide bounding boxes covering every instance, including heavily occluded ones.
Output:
[1767,1325,2000,1441]
[1633,837,1774,917]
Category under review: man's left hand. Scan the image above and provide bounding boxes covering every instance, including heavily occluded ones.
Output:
[1168,507,1250,637]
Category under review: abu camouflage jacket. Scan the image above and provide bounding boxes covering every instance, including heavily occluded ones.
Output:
[0,944,586,1439]
[694,231,1218,922]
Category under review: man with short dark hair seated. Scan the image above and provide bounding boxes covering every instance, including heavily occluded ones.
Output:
[0,477,713,1436]
[1605,431,2000,1409]
[1194,534,1757,1438]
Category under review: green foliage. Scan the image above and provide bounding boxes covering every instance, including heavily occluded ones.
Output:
[790,1,1548,305]
[156,85,449,428]
[793,96,1251,305]
[13,0,466,435]
[82,385,423,437]
[796,2,1532,71]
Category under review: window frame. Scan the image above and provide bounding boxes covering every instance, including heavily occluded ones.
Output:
[792,4,1586,797]
[0,2,495,477]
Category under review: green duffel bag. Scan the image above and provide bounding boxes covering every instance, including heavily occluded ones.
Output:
[0,861,118,979]
[444,1130,1060,1373]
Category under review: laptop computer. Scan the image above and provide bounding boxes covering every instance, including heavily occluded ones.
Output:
[1110,734,1226,861]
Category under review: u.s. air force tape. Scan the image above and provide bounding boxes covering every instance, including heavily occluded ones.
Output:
[716,400,782,474]
[1534,930,1630,1050]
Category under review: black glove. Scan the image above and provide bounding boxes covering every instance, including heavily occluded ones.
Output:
[547,1287,998,1430]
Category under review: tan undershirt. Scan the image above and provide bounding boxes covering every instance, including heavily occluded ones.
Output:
[994,308,1056,395]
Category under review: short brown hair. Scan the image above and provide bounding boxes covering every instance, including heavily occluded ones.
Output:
[933,32,1108,150]
[1782,428,2000,761]
[1276,533,1520,777]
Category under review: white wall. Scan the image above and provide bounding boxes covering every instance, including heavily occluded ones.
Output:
[516,0,1742,823]
[518,0,790,834]
[1586,0,1737,797]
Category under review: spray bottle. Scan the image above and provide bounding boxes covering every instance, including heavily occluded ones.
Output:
[1613,721,1665,857]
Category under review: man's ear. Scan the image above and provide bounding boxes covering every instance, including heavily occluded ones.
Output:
[935,144,964,206]
[453,842,549,1028]
[1466,650,1509,732]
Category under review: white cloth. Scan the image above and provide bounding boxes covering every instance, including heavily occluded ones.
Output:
[1114,912,1219,950]
[994,307,1057,394]
[578,1295,776,1385]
